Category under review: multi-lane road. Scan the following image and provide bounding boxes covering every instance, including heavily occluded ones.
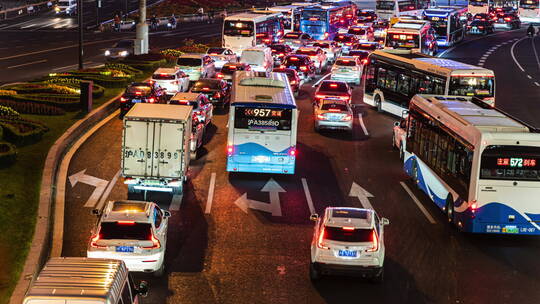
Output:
[2,8,540,303]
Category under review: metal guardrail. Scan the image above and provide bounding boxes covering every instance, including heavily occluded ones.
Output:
[0,0,55,20]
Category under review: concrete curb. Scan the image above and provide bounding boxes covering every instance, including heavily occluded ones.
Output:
[8,92,123,304]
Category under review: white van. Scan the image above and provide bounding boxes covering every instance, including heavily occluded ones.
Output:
[23,257,148,304]
[55,0,77,15]
[240,47,273,73]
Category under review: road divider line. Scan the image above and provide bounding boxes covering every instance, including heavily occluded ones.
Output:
[527,75,532,79]
[438,29,523,58]
[170,194,183,211]
[358,113,369,136]
[400,181,436,224]
[301,178,316,215]
[531,35,540,70]
[535,82,540,87]
[7,59,47,69]
[95,170,121,211]
[204,172,216,214]
[510,37,527,72]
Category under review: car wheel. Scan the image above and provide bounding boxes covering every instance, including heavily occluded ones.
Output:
[445,196,455,224]
[370,268,384,284]
[309,263,321,281]
[153,263,165,277]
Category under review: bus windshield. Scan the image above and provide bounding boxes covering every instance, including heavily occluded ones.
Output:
[302,10,327,22]
[234,107,292,131]
[480,146,540,181]
[224,21,254,37]
[449,76,494,97]
[385,33,419,49]
[430,21,448,37]
[376,0,395,10]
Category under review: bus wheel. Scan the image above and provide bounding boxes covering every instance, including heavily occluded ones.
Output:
[375,95,383,112]
[445,196,455,224]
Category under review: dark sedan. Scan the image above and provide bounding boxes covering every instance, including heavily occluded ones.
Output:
[467,20,494,35]
[120,82,165,117]
[273,68,301,96]
[190,78,231,107]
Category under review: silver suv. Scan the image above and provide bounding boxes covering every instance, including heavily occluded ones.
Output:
[309,207,389,282]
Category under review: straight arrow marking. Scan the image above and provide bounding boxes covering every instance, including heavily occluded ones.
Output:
[69,169,109,208]
[234,178,285,216]
[349,182,374,210]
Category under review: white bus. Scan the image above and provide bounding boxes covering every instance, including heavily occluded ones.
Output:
[376,0,428,20]
[423,6,467,47]
[223,13,284,55]
[363,50,495,116]
[384,20,437,55]
[468,0,492,15]
[227,71,298,174]
[267,5,306,34]
[401,94,540,235]
[519,0,540,23]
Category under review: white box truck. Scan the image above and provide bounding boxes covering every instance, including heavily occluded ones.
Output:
[122,103,192,195]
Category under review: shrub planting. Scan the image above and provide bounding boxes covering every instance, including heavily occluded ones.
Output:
[0,141,17,167]
[0,118,49,146]
[0,100,65,116]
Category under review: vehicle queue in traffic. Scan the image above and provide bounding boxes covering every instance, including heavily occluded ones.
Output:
[24,1,540,301]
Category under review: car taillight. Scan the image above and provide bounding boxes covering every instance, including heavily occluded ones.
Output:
[504,17,511,21]
[290,80,297,85]
[315,94,326,99]
[345,42,352,46]
[479,26,484,29]
[214,92,221,98]
[317,225,329,249]
[217,73,224,79]
[324,32,329,38]
[90,233,106,249]
[341,114,353,121]
[467,25,471,29]
[339,96,350,101]
[366,230,378,252]
[317,113,327,120]
[143,234,161,249]
[148,97,156,103]
[361,59,368,64]
[294,40,301,43]
[299,66,307,71]
[279,39,284,43]
[120,97,127,102]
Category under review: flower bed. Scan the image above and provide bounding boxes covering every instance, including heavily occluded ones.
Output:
[44,78,105,98]
[0,100,65,116]
[0,118,49,146]
[0,141,17,168]
[2,83,79,95]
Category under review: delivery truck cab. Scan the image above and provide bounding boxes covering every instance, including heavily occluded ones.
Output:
[23,257,148,304]
[122,103,191,195]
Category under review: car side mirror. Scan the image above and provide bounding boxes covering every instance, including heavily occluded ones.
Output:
[310,214,319,221]
[382,217,390,226]
[91,209,101,216]
[137,281,149,297]
[164,211,171,217]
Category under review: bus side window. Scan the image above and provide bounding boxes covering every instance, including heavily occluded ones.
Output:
[397,74,411,97]
[377,67,387,87]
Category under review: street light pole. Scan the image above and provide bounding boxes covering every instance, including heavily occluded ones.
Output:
[78,0,84,69]
[135,0,148,54]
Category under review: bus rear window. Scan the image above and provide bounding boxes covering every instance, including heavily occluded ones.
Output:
[224,21,254,37]
[385,33,419,49]
[301,10,327,22]
[324,226,374,242]
[480,146,540,181]
[449,76,494,97]
[99,222,152,240]
[234,107,292,131]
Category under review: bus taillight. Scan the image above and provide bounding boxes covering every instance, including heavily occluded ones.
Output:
[227,145,234,156]
[289,147,297,157]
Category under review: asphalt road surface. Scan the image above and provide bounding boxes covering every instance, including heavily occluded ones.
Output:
[60,29,540,303]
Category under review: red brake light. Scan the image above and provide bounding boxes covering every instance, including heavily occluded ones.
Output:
[227,145,233,155]
[290,80,297,85]
[328,108,341,112]
[90,233,106,248]
[361,59,368,64]
[330,83,338,88]
[148,97,156,103]
[117,221,135,225]
[217,73,224,79]
[317,113,327,120]
[366,230,378,252]
[214,92,221,98]
[289,147,296,157]
[290,57,299,61]
[479,26,484,29]
[135,91,142,95]
[317,225,329,249]
[504,17,511,21]
[345,42,352,46]
[299,66,307,71]
[120,97,127,102]
[202,87,210,91]
[143,234,161,249]
[342,226,355,230]
[341,114,353,121]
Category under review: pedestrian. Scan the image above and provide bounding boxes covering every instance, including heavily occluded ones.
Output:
[114,14,121,32]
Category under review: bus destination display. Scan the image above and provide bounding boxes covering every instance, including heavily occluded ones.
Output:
[235,107,292,130]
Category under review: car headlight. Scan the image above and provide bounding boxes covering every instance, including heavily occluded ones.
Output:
[119,51,128,57]
[104,50,111,56]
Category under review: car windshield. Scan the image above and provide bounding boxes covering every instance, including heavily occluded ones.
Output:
[221,65,243,74]
[356,43,378,51]
[152,73,175,80]
[448,76,494,97]
[114,40,132,48]
[324,226,374,242]
[471,20,489,26]
[319,81,348,92]
[296,49,318,56]
[224,20,254,37]
[177,57,202,67]
[313,42,330,48]
[192,80,220,91]
[273,69,295,79]
[207,47,225,54]
[99,222,152,240]
[284,57,307,66]
[240,51,265,65]
[284,33,301,39]
[126,86,151,95]
[348,51,369,59]
[321,102,348,111]
[335,59,356,66]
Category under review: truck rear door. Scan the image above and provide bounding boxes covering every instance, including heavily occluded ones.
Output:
[122,119,151,177]
[154,121,185,178]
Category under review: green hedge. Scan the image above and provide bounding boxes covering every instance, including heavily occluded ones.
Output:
[122,59,167,72]
[2,83,79,95]
[104,63,143,76]
[7,94,80,111]
[0,141,17,167]
[0,99,65,116]
[0,118,49,146]
[44,78,105,98]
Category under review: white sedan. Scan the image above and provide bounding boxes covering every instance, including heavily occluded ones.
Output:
[206,47,237,69]
[310,40,343,63]
[330,56,362,85]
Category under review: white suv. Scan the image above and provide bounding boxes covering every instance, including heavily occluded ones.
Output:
[309,207,389,282]
[87,200,170,277]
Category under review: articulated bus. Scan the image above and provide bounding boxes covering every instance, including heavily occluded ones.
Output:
[223,13,283,55]
[402,94,540,235]
[300,2,357,40]
[384,20,437,55]
[468,0,492,15]
[376,0,428,20]
[363,50,495,116]
[423,6,467,47]
[519,0,540,24]
[227,71,298,174]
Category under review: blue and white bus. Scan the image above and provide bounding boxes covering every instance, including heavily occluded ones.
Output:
[401,94,540,235]
[300,2,357,40]
[423,6,467,47]
[227,71,298,174]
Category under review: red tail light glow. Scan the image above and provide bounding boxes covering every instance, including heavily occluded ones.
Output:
[135,91,142,95]
[504,17,511,21]
[317,225,329,249]
[217,73,224,79]
[366,230,378,252]
[120,97,127,102]
[299,66,307,71]
[341,114,353,121]
[227,145,233,155]
[90,234,106,248]
[148,97,156,103]
[117,221,135,225]
[143,234,161,249]
[289,147,296,157]
[342,226,355,231]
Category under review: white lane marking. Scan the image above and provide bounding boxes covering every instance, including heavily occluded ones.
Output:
[527,75,533,79]
[400,182,437,224]
[21,23,38,29]
[510,37,527,72]
[349,182,374,210]
[204,172,216,214]
[7,59,47,69]
[170,194,183,211]
[535,82,540,86]
[69,169,109,208]
[437,28,523,57]
[357,113,369,136]
[95,170,121,211]
[531,35,540,70]
[301,178,316,215]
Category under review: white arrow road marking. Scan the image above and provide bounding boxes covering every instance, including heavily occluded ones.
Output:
[69,169,109,208]
[204,172,216,214]
[400,182,436,224]
[234,178,285,216]
[357,113,369,136]
[301,178,316,214]
[170,194,183,211]
[95,170,121,211]
[349,182,374,210]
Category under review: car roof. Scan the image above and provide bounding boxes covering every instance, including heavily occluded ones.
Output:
[171,92,201,101]
[154,68,178,74]
[324,207,374,229]
[101,200,153,223]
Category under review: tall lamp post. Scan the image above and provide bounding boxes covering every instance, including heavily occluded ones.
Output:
[78,0,84,69]
[135,0,148,54]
